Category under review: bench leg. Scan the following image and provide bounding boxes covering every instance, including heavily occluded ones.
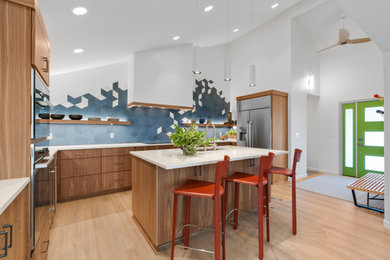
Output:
[352,190,357,206]
[351,189,384,213]
[367,192,369,206]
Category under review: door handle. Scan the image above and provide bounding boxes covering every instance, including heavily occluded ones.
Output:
[2,225,12,249]
[358,138,363,141]
[358,143,363,147]
[0,230,8,258]
[41,240,50,253]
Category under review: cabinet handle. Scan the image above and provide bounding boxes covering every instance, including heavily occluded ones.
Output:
[42,57,49,72]
[2,225,12,249]
[76,166,88,169]
[0,230,8,258]
[114,162,124,166]
[41,240,50,253]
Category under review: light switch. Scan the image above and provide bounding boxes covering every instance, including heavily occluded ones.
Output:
[110,132,115,139]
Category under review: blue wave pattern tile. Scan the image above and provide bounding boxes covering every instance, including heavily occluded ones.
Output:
[37,79,231,146]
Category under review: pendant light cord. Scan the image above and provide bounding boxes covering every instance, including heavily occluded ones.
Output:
[226,0,230,53]
[196,0,199,46]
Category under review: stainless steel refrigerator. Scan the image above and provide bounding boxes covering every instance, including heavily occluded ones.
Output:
[237,96,272,149]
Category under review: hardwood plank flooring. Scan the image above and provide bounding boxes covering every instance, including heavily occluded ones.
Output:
[47,181,390,260]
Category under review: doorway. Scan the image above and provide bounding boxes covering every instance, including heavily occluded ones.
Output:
[342,100,384,177]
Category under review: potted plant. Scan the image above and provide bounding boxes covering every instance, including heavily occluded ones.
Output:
[169,124,215,156]
[226,128,237,139]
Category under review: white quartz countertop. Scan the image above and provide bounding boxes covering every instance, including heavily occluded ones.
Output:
[46,140,236,155]
[0,177,30,215]
[130,146,287,170]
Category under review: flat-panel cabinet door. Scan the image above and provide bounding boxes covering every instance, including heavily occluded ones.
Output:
[102,155,130,173]
[32,11,50,86]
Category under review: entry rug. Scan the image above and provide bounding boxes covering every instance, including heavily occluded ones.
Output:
[296,173,384,208]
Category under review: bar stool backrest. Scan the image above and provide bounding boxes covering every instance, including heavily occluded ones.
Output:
[259,152,275,186]
[214,155,230,197]
[292,149,303,177]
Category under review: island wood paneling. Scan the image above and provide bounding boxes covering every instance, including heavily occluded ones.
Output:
[131,157,272,249]
[0,0,32,180]
[132,157,158,246]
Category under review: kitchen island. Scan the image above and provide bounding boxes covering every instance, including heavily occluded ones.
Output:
[130,146,287,251]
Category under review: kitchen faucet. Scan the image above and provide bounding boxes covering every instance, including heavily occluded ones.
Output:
[205,120,217,151]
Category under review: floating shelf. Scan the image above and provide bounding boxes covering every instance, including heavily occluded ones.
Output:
[36,119,131,125]
[182,123,236,127]
[127,102,193,110]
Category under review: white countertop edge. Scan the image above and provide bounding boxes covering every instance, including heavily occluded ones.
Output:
[131,147,287,170]
[0,177,30,215]
[45,140,236,154]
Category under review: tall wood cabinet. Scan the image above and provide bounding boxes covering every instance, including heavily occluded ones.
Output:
[236,90,289,183]
[0,0,50,259]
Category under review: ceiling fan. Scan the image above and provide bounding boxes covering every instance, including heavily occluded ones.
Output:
[318,27,371,53]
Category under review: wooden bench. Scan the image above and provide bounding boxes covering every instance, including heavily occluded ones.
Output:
[347,172,384,213]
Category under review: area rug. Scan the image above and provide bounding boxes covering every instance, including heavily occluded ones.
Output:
[296,173,384,208]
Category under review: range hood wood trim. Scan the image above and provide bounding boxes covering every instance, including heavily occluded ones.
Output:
[236,90,288,101]
[127,102,194,111]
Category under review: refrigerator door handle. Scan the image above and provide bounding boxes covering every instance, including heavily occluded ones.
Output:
[248,120,253,147]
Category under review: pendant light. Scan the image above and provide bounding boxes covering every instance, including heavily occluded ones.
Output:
[224,0,231,81]
[249,0,256,87]
[193,0,201,75]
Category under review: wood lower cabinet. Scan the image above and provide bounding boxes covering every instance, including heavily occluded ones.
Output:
[0,185,29,260]
[102,171,131,191]
[32,213,50,260]
[59,175,102,200]
[60,157,101,178]
[102,155,131,173]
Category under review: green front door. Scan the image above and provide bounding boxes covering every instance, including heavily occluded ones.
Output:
[357,101,384,177]
[343,100,384,177]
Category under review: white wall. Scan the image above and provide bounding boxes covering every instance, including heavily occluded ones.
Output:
[384,52,390,230]
[307,39,384,174]
[290,19,320,178]
[50,62,128,107]
[133,45,193,107]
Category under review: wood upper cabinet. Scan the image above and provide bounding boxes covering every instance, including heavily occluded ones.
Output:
[0,185,29,260]
[32,9,50,86]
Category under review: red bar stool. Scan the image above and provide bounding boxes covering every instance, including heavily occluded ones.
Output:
[270,148,302,235]
[224,153,274,260]
[170,155,230,260]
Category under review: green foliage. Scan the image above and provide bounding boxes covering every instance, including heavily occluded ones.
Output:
[226,128,237,136]
[169,124,216,148]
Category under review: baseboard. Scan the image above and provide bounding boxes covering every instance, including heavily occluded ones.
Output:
[384,219,390,230]
[295,173,308,180]
[307,167,339,175]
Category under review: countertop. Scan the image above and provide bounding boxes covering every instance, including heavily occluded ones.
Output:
[130,146,287,170]
[46,140,236,155]
[0,177,30,215]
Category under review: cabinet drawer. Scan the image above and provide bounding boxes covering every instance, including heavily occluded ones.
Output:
[60,158,101,178]
[134,147,146,151]
[101,171,131,191]
[101,147,134,157]
[59,175,102,200]
[61,149,101,159]
[102,155,130,173]
[148,145,174,150]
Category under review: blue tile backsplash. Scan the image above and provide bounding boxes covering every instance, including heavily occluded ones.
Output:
[37,79,232,146]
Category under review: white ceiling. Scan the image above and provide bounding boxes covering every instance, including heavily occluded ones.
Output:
[333,0,390,53]
[296,1,372,52]
[38,0,302,74]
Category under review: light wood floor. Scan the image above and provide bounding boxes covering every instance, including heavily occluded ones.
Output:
[47,181,390,260]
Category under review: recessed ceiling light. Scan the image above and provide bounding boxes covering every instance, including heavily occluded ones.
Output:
[72,7,88,15]
[271,3,279,9]
[173,35,180,41]
[73,48,84,54]
[233,28,239,33]
[204,5,214,12]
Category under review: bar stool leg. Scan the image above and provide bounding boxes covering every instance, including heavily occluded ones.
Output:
[184,196,191,248]
[233,183,240,230]
[265,184,270,242]
[171,194,178,260]
[292,175,297,235]
[258,185,264,260]
[214,197,221,260]
[222,184,228,260]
